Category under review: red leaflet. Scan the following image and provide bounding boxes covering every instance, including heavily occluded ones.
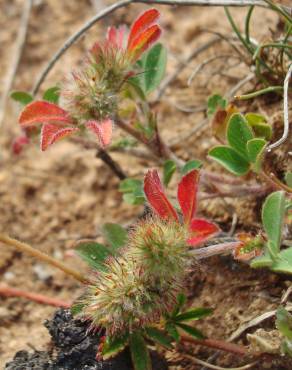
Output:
[85,119,113,148]
[177,170,199,225]
[144,170,179,221]
[41,124,79,151]
[128,25,161,62]
[144,169,219,246]
[187,218,220,247]
[19,101,72,127]
[127,8,160,49]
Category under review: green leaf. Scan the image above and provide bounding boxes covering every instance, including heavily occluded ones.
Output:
[246,138,266,163]
[271,260,292,274]
[250,253,273,268]
[227,113,254,159]
[174,308,212,322]
[123,193,145,205]
[43,86,60,104]
[119,178,143,193]
[245,113,272,140]
[145,327,173,349]
[207,94,227,117]
[10,91,33,105]
[276,307,292,340]
[165,322,180,342]
[285,172,292,187]
[119,178,145,205]
[75,242,111,271]
[163,160,176,186]
[209,146,250,176]
[132,43,167,94]
[102,333,129,360]
[71,302,85,316]
[102,223,127,251]
[246,138,267,173]
[129,331,152,370]
[171,293,187,317]
[262,191,285,254]
[181,160,202,175]
[176,323,205,339]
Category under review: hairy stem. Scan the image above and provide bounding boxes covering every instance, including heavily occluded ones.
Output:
[0,284,71,308]
[0,233,91,285]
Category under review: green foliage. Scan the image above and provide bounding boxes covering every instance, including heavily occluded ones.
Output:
[129,331,152,370]
[145,327,173,349]
[181,159,202,175]
[43,86,60,104]
[131,43,167,95]
[251,191,292,274]
[102,223,128,251]
[102,333,129,360]
[245,113,272,140]
[227,114,254,159]
[164,294,211,341]
[119,178,145,205]
[209,113,268,176]
[11,91,33,105]
[208,146,250,176]
[163,160,176,186]
[285,172,292,187]
[262,191,285,254]
[75,242,111,271]
[276,307,292,356]
[207,94,227,117]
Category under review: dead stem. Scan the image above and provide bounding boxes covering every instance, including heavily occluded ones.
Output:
[184,354,257,370]
[0,284,71,308]
[0,233,91,285]
[191,242,241,259]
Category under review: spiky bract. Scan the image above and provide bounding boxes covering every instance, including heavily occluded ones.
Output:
[128,217,189,282]
[81,217,189,336]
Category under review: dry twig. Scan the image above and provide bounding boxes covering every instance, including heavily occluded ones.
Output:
[0,0,33,128]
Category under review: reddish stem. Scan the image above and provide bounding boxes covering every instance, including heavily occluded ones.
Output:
[0,284,71,308]
[181,334,249,356]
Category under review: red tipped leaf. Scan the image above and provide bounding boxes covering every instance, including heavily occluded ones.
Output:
[128,8,160,48]
[144,170,178,221]
[187,218,219,247]
[128,25,161,62]
[85,119,113,148]
[41,124,79,151]
[177,170,199,225]
[19,101,71,127]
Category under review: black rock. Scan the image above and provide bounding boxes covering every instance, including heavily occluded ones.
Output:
[5,309,168,370]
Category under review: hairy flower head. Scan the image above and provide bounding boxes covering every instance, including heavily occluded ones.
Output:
[127,216,189,282]
[81,254,178,336]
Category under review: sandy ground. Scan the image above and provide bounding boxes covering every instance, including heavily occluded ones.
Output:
[0,0,291,368]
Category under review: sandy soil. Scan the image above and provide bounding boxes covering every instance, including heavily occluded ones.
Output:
[0,0,291,368]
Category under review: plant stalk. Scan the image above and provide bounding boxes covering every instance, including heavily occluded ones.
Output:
[0,233,91,285]
[0,284,71,308]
